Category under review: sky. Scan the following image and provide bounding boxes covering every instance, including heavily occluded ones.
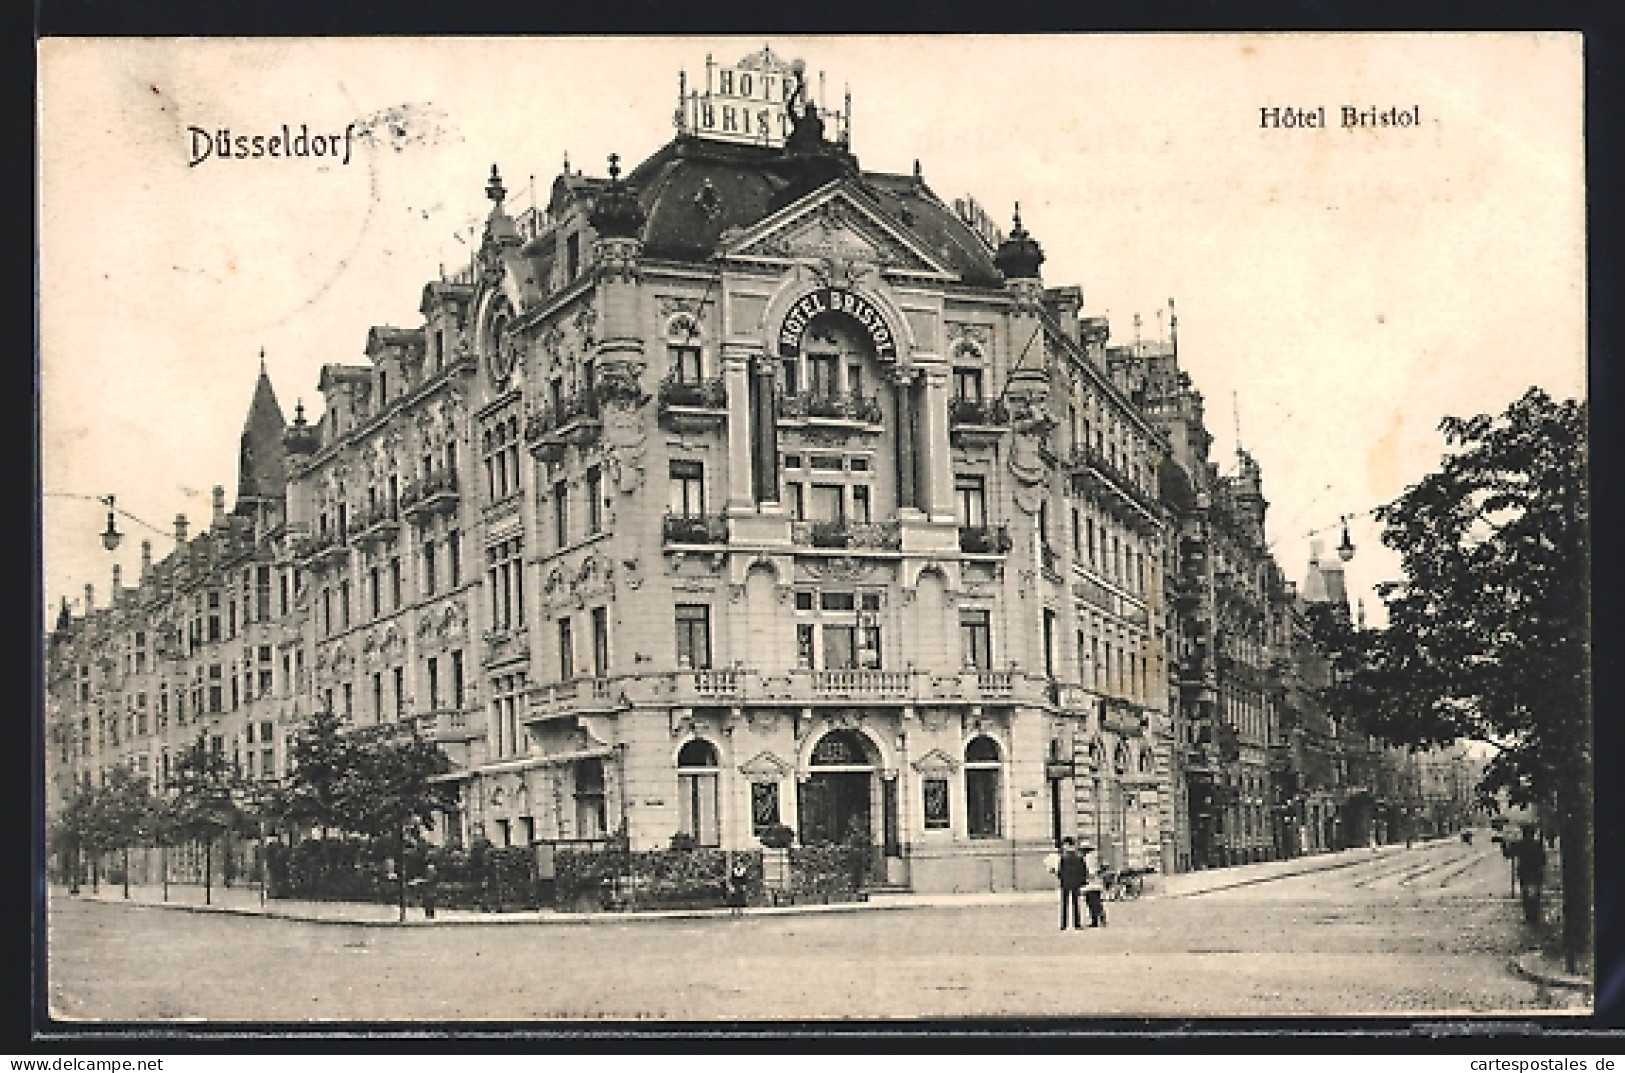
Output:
[38,34,1585,628]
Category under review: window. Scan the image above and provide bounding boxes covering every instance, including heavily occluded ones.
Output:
[923,778,950,829]
[491,672,526,758]
[393,666,405,718]
[255,566,272,621]
[451,650,465,708]
[751,782,781,834]
[956,475,986,527]
[809,484,843,523]
[389,557,403,609]
[677,739,721,847]
[447,530,462,584]
[372,672,384,723]
[574,757,606,838]
[423,538,438,596]
[321,588,333,636]
[279,572,290,617]
[809,353,838,396]
[427,656,440,710]
[669,341,702,382]
[486,538,524,632]
[851,485,872,524]
[342,682,353,718]
[590,607,609,678]
[1042,609,1057,678]
[565,232,581,280]
[586,466,603,535]
[369,566,382,618]
[965,736,1002,838]
[675,604,711,669]
[558,618,575,680]
[554,480,570,547]
[961,609,992,670]
[953,366,984,402]
[669,460,704,516]
[339,579,351,630]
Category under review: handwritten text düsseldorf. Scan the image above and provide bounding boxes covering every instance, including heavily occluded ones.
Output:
[187,124,357,167]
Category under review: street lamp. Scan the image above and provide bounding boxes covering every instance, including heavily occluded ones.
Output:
[1336,515,1356,562]
[47,491,175,553]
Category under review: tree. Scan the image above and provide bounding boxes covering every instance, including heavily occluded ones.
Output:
[277,705,365,837]
[1314,388,1589,969]
[347,725,460,922]
[96,766,160,899]
[50,782,100,893]
[169,731,246,906]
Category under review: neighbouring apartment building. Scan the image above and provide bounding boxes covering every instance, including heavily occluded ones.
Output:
[45,45,1473,894]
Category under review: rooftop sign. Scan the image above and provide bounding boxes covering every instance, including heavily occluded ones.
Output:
[678,46,849,149]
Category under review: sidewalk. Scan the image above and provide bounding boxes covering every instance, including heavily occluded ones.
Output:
[53,840,1423,927]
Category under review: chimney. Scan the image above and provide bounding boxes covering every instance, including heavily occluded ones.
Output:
[174,513,189,546]
[84,583,94,612]
[140,540,153,579]
[211,485,226,526]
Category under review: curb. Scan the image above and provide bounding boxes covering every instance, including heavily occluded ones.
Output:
[54,842,1441,927]
[1509,951,1593,993]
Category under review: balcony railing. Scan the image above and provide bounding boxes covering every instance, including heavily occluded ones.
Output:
[971,670,1015,697]
[1068,443,1159,517]
[658,375,727,411]
[526,389,603,447]
[809,669,913,697]
[691,667,743,696]
[948,396,1010,428]
[778,390,884,425]
[958,525,1013,554]
[662,513,728,546]
[401,469,460,518]
[352,501,401,545]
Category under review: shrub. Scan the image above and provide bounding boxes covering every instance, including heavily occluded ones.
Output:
[758,823,795,849]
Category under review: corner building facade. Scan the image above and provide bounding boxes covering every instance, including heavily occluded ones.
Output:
[385,47,1171,892]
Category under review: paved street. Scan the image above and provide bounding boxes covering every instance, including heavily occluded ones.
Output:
[46,837,1576,1021]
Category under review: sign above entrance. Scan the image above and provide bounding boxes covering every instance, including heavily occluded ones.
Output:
[676,46,850,150]
[778,287,898,362]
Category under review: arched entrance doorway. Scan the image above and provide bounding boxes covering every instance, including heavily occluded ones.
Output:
[798,728,880,846]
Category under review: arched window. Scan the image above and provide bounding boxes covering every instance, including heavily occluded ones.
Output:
[677,738,720,846]
[964,735,1002,839]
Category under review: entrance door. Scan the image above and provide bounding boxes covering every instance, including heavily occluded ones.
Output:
[799,771,873,845]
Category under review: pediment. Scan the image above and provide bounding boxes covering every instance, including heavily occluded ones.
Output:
[739,750,792,779]
[724,186,956,280]
[911,748,959,776]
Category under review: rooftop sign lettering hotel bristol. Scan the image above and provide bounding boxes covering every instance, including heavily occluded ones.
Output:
[678,47,849,149]
[779,288,898,361]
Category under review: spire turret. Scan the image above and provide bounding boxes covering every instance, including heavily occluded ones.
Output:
[995,203,1045,280]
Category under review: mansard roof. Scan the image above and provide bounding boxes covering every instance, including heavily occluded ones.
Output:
[614,136,1003,285]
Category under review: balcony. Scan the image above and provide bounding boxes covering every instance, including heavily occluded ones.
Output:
[778,390,885,429]
[809,669,913,698]
[415,707,480,742]
[662,513,728,546]
[1067,443,1160,522]
[401,469,460,520]
[967,669,1015,699]
[1102,696,1148,736]
[526,389,603,454]
[523,677,618,722]
[657,375,728,433]
[351,501,401,547]
[297,531,351,571]
[948,396,1010,446]
[958,525,1013,555]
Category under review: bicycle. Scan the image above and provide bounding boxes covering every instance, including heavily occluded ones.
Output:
[1104,867,1146,901]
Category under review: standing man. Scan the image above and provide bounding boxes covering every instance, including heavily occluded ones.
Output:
[1055,837,1086,930]
[1516,823,1547,926]
[1083,846,1107,927]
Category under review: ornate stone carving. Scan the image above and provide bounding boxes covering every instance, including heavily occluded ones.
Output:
[945,321,993,351]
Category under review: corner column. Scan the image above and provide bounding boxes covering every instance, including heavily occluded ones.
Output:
[723,344,756,513]
[920,364,955,523]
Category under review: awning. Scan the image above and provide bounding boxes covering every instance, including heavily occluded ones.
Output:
[429,746,615,783]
